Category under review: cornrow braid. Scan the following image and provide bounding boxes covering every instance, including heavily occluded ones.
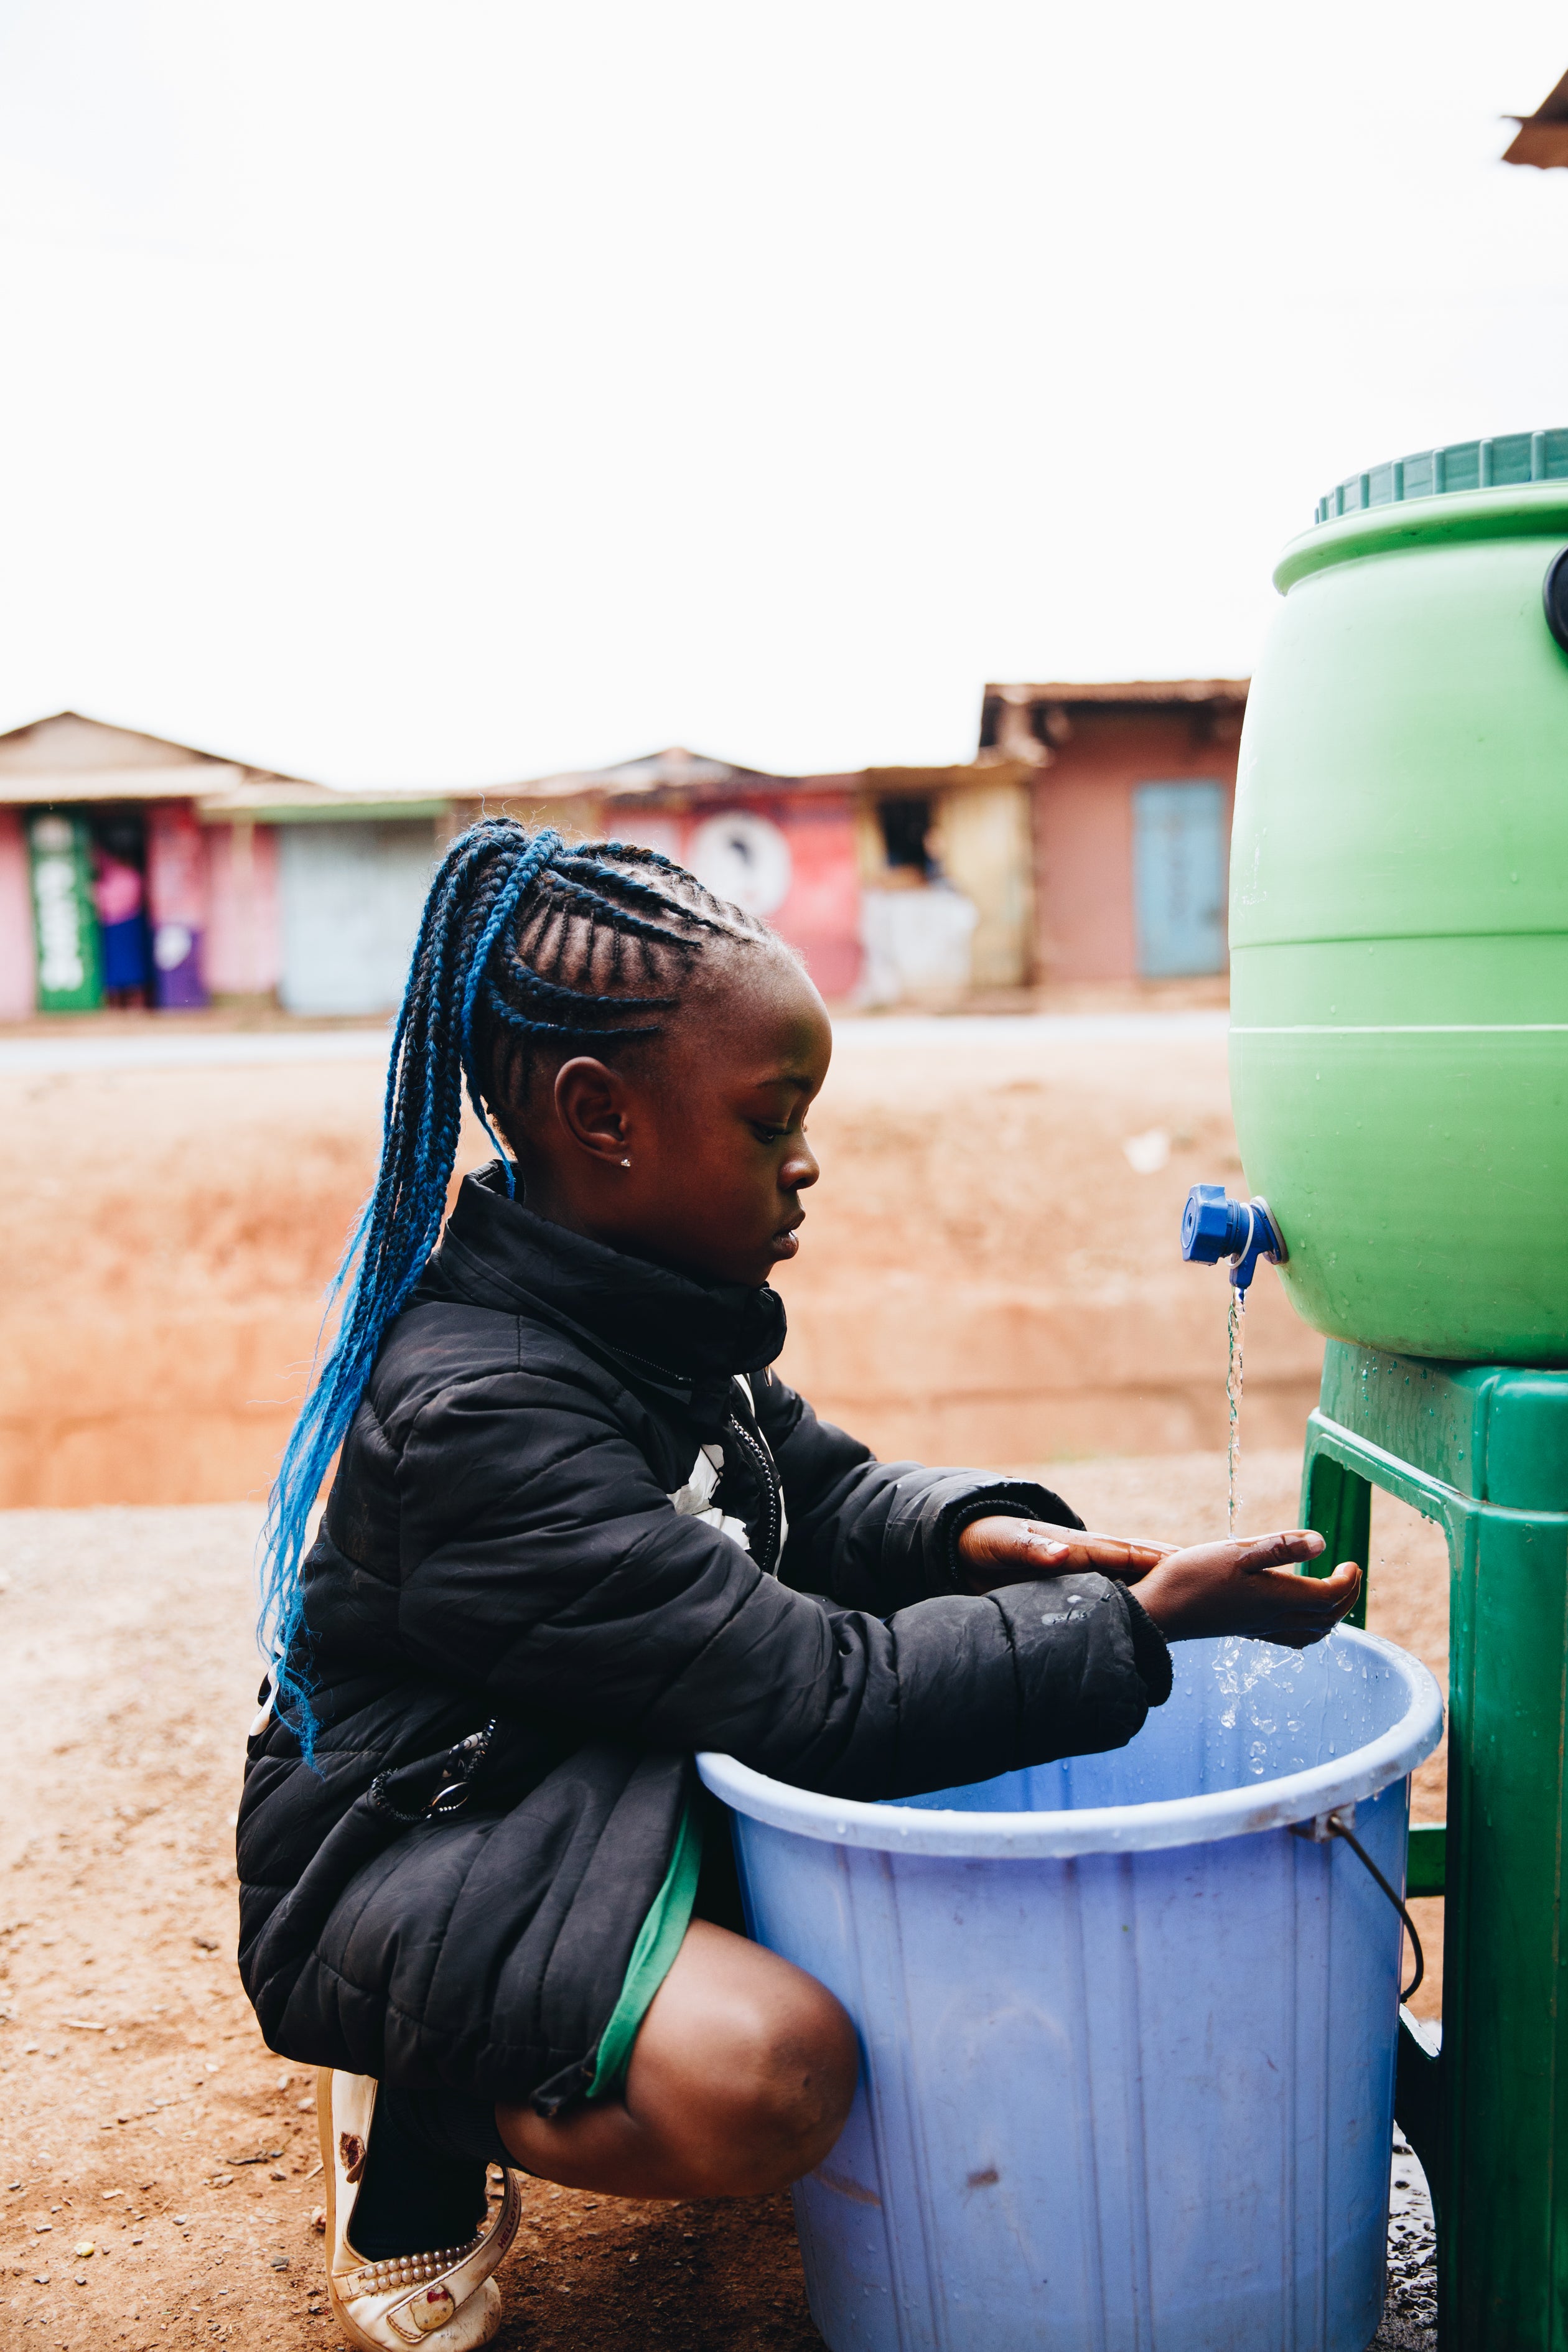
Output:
[258,817,774,1760]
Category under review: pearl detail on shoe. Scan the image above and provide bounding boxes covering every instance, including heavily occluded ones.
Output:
[343,2230,484,2297]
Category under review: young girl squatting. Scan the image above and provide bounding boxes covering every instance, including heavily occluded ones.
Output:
[236,822,1360,2350]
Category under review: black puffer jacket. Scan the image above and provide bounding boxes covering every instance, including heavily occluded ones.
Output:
[238,1165,1171,2114]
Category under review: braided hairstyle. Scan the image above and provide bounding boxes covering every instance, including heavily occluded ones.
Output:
[259,817,775,1756]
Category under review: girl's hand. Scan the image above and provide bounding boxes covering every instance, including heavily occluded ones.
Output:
[957,1516,1174,1595]
[956,1519,1361,1653]
[1131,1530,1361,1648]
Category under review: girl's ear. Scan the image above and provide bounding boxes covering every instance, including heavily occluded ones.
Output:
[553,1057,633,1166]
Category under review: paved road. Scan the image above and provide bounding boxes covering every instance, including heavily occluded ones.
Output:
[0,1009,1230,1076]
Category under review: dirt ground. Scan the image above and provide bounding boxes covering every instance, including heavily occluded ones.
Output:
[0,1012,1442,2346]
[0,1450,1447,2352]
[0,1015,1323,1509]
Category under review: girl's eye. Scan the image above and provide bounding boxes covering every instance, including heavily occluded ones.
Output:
[752,1124,785,1145]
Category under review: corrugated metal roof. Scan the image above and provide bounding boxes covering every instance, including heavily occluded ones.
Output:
[492,746,801,802]
[0,709,447,818]
[1505,67,1568,167]
[486,747,1041,806]
[984,679,1249,704]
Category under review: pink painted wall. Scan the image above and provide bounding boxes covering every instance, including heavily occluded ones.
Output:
[1032,711,1240,983]
[145,800,210,1008]
[205,821,282,996]
[739,795,862,1001]
[602,793,864,1002]
[0,808,35,1019]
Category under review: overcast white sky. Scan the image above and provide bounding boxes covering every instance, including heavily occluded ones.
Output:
[0,1,1563,786]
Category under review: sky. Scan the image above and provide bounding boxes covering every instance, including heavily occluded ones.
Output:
[0,1,1563,788]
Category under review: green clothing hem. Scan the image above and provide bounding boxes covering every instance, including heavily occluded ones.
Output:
[585,1798,704,2100]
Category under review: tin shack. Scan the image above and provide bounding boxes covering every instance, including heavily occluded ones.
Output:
[979,678,1248,984]
[0,689,1244,1019]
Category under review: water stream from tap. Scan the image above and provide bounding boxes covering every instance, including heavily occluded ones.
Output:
[1226,1287,1246,1536]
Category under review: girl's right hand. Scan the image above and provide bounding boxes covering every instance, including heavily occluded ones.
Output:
[1129,1529,1361,1649]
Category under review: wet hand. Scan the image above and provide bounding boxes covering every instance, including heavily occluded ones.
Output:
[1129,1529,1361,1648]
[956,1516,1174,1595]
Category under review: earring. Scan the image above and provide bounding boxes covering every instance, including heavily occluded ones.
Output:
[620,1157,632,1169]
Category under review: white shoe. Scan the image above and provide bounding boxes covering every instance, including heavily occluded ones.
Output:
[316,2068,521,2351]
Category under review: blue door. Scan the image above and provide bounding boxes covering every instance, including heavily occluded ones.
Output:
[1132,781,1227,977]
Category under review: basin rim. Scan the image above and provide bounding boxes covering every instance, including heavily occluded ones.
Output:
[698,1628,1443,1859]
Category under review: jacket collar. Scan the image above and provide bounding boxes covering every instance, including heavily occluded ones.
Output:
[418,1163,787,1404]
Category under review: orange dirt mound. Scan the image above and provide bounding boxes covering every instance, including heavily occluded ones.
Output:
[0,1021,1322,1508]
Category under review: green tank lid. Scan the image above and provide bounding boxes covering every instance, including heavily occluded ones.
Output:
[1314,428,1568,526]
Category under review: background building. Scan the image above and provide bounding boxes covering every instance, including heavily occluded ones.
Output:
[1504,65,1568,166]
[0,712,446,1020]
[980,679,1248,985]
[0,689,1246,1019]
[492,745,1038,1009]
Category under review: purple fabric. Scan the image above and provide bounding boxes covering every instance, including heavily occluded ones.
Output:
[152,922,207,1009]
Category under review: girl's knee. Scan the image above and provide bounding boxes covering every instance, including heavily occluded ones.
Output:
[780,1974,860,2122]
[494,1967,857,2199]
[714,1974,859,2179]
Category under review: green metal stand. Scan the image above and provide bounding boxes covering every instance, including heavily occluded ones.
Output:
[1301,1342,1568,2350]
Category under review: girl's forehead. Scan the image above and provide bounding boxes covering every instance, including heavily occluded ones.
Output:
[672,952,831,1083]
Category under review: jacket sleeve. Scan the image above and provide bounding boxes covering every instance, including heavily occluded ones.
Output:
[754,1366,1086,1614]
[337,1366,1169,1804]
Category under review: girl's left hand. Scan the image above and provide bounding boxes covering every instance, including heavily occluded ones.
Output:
[956,1516,1175,1595]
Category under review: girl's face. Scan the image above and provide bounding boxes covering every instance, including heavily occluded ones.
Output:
[518,947,833,1288]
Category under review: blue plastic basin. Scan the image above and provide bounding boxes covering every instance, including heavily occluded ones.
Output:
[699,1626,1444,2352]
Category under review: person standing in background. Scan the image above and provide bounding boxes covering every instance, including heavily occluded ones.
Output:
[90,810,149,1008]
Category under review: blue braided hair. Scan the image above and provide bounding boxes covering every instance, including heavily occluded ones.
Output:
[259,816,772,1758]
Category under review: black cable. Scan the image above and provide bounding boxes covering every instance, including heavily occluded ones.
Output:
[1328,1819,1425,2003]
[1289,1811,1425,2002]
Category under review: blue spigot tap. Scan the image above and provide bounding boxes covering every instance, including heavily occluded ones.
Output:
[1180,1185,1288,1294]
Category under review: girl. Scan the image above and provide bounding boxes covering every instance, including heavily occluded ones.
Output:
[237,821,1357,2351]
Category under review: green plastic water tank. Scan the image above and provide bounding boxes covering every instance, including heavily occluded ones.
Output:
[1230,431,1568,1364]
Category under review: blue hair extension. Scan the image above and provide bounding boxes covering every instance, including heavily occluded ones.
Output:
[256,823,551,1756]
[256,816,770,1763]
[456,827,559,1192]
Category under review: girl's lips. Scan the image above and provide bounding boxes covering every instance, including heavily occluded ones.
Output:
[771,1228,801,1259]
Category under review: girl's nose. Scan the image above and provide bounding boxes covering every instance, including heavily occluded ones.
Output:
[783,1137,820,1190]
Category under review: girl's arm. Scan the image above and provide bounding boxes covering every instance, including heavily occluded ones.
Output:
[754,1367,1085,1612]
[367,1368,1170,1804]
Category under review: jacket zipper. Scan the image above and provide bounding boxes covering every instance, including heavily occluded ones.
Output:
[725,1409,782,1577]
